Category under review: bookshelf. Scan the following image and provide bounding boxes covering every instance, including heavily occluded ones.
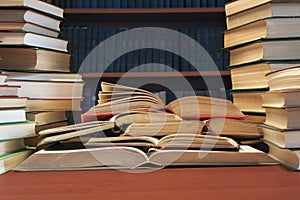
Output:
[58,6,231,110]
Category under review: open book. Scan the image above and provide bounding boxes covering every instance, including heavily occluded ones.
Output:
[36,111,207,146]
[15,142,277,171]
[82,82,246,121]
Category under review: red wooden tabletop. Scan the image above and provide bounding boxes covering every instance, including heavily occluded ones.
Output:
[1,166,300,200]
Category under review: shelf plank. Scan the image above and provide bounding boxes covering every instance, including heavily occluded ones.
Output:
[82,71,230,78]
[64,7,225,14]
[63,8,226,27]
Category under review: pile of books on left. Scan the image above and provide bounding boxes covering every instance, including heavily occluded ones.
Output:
[0,0,84,174]
[0,73,36,174]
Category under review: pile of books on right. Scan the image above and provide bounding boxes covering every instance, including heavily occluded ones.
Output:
[260,66,300,171]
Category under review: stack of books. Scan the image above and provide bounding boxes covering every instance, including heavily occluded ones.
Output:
[0,0,84,138]
[224,0,300,120]
[14,81,276,171]
[0,72,36,174]
[260,66,300,170]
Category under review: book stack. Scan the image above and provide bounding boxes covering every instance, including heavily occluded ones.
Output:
[260,66,300,170]
[0,72,36,174]
[14,81,276,171]
[224,0,300,127]
[0,0,84,137]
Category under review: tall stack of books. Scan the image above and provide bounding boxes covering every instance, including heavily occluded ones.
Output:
[0,1,84,141]
[224,0,300,127]
[260,66,300,170]
[0,72,36,174]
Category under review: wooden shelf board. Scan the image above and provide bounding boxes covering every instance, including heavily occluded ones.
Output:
[64,7,225,14]
[82,71,230,78]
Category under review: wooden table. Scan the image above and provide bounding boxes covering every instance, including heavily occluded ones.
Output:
[1,165,300,200]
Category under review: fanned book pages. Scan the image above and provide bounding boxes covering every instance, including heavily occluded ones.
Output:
[83,81,246,121]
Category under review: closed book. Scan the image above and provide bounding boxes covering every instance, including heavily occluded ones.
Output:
[0,138,26,157]
[225,18,300,48]
[0,48,70,72]
[0,97,27,109]
[0,0,64,19]
[0,22,59,38]
[229,39,300,67]
[0,9,61,32]
[226,1,300,29]
[0,121,36,141]
[0,149,33,174]
[0,32,68,52]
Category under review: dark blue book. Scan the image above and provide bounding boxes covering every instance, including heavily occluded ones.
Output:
[105,0,113,8]
[128,0,135,8]
[77,0,83,8]
[185,0,192,7]
[179,27,189,71]
[143,0,150,8]
[192,0,200,7]
[135,0,143,8]
[97,28,106,73]
[90,28,98,72]
[114,0,121,8]
[201,0,207,7]
[98,0,105,8]
[150,0,158,8]
[120,29,128,72]
[71,0,77,8]
[157,0,164,8]
[83,0,90,8]
[207,0,216,7]
[164,0,171,8]
[91,0,98,8]
[171,0,178,8]
[178,0,184,8]
[78,27,87,72]
[72,27,80,72]
[121,0,128,8]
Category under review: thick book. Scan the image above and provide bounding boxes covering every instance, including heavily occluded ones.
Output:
[0,32,68,52]
[224,18,300,48]
[260,124,300,148]
[84,82,246,120]
[0,138,26,157]
[0,0,64,19]
[26,99,82,112]
[265,65,300,91]
[0,97,27,109]
[0,10,61,32]
[0,22,59,38]
[229,39,300,67]
[0,108,27,124]
[0,121,36,141]
[225,0,300,29]
[261,89,300,108]
[230,62,300,90]
[266,141,300,170]
[26,111,67,126]
[264,107,300,129]
[14,143,276,171]
[0,48,70,72]
[0,85,20,96]
[231,90,266,114]
[0,148,33,174]
[205,118,263,141]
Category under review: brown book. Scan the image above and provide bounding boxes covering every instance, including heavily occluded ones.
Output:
[229,40,300,67]
[231,90,266,114]
[205,118,263,141]
[0,10,61,32]
[266,65,300,91]
[224,18,300,48]
[225,0,300,29]
[0,48,70,72]
[27,99,82,112]
[262,89,300,108]
[264,107,300,129]
[0,32,68,52]
[26,111,67,126]
[230,62,300,90]
[0,0,64,19]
